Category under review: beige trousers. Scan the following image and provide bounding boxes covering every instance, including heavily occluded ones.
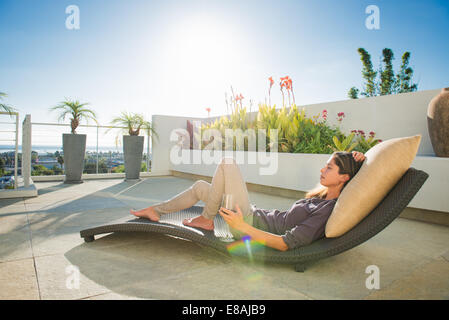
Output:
[152,157,254,238]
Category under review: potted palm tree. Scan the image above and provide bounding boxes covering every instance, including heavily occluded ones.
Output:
[50,99,98,184]
[109,111,158,180]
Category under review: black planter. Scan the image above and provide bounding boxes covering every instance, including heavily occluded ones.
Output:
[63,133,86,184]
[123,135,144,180]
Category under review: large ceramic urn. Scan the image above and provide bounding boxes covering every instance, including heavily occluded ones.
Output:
[63,133,87,183]
[427,87,449,157]
[123,135,144,180]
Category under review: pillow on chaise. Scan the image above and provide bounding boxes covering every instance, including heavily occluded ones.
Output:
[325,134,422,237]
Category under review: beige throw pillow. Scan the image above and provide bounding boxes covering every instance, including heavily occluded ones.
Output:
[325,134,422,238]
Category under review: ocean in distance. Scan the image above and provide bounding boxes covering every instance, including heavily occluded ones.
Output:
[0,144,126,154]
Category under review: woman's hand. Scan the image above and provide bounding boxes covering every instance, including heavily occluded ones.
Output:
[220,204,289,251]
[352,151,366,162]
[218,204,246,231]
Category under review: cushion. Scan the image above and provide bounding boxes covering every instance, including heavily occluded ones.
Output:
[325,134,421,237]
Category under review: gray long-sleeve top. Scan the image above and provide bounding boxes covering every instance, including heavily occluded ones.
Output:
[250,197,337,250]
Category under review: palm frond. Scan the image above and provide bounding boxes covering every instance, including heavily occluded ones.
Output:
[0,92,18,115]
[50,99,98,132]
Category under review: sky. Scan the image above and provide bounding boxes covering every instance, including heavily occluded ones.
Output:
[1,0,449,145]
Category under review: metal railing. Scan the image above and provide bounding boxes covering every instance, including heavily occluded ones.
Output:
[23,115,152,179]
[0,111,19,189]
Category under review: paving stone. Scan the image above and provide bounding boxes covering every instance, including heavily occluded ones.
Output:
[0,258,40,300]
[82,292,145,300]
[64,232,231,297]
[0,206,28,234]
[0,227,33,262]
[442,250,449,262]
[104,261,310,300]
[0,201,26,215]
[364,259,449,299]
[34,254,110,300]
[247,241,433,300]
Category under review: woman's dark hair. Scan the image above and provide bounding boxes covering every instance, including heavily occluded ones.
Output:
[306,151,364,199]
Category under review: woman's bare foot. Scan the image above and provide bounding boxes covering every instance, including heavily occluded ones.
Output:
[183,215,214,231]
[130,206,160,222]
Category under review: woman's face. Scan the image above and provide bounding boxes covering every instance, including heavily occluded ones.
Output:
[320,156,349,187]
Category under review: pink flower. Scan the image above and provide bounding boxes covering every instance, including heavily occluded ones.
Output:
[235,94,244,101]
[322,109,328,119]
[337,112,345,122]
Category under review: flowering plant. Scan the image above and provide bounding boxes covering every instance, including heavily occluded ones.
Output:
[352,130,382,153]
[195,77,381,154]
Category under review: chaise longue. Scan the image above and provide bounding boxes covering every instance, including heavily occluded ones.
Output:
[79,167,428,272]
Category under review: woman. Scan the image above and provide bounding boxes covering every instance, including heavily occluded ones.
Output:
[131,151,366,251]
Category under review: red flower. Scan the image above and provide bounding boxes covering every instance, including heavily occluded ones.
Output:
[369,131,375,137]
[268,77,274,86]
[337,112,345,117]
[206,107,211,113]
[280,76,292,90]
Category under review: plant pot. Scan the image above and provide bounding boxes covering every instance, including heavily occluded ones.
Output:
[427,87,449,157]
[63,133,86,184]
[123,135,144,180]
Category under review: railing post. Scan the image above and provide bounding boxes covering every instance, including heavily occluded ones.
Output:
[96,125,99,174]
[14,113,19,189]
[22,114,31,188]
[146,131,150,172]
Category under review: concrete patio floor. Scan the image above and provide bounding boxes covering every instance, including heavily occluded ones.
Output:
[1,176,448,300]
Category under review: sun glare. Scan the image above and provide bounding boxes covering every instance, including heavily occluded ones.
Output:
[156,16,248,114]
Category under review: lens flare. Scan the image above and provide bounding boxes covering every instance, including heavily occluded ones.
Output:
[226,236,265,262]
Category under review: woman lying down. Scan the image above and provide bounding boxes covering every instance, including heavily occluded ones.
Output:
[131,151,366,251]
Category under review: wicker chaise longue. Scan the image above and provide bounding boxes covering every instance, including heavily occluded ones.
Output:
[79,167,428,272]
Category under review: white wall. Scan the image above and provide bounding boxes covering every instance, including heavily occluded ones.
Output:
[169,150,449,213]
[151,115,203,175]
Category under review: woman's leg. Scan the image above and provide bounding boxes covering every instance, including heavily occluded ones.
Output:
[202,157,252,219]
[151,180,211,214]
[130,179,211,222]
[131,157,253,235]
[183,157,253,237]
